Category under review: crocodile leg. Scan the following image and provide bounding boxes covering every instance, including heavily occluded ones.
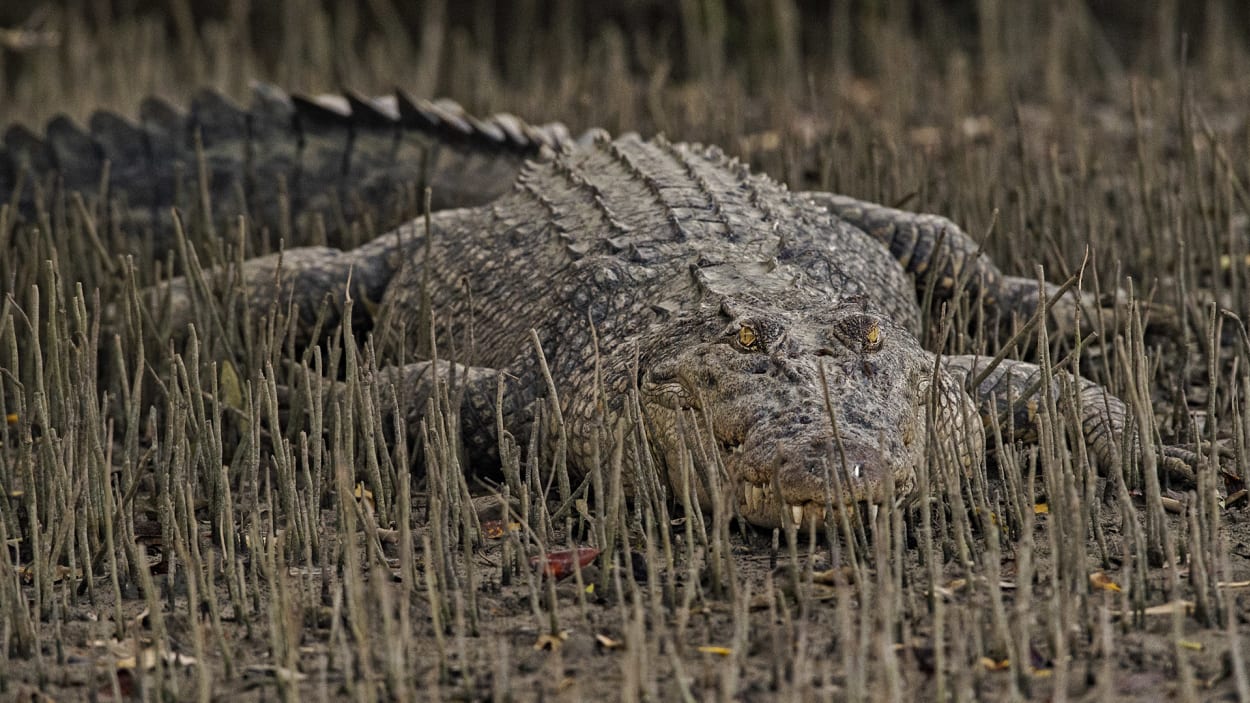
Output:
[368,360,537,470]
[143,208,479,347]
[146,226,404,346]
[941,354,1198,484]
[143,206,538,470]
[278,356,532,479]
[803,193,1135,337]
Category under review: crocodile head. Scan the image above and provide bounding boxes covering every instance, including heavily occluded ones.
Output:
[639,294,944,529]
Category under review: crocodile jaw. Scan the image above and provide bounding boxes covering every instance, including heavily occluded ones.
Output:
[722,432,919,529]
[737,479,879,531]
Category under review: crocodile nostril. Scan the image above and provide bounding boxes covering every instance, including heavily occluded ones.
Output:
[797,414,812,424]
[815,347,836,357]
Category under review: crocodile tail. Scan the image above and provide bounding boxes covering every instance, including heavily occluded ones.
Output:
[0,83,573,245]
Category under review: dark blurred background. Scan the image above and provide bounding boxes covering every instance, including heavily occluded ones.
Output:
[3,0,1248,112]
[3,1,1248,72]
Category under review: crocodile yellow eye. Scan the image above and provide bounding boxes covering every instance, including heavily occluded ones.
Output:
[864,321,881,350]
[831,313,883,353]
[737,325,758,349]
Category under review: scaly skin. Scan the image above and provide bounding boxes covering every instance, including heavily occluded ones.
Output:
[1,93,1207,529]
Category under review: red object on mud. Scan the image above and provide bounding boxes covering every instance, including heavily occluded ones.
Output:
[530,547,601,579]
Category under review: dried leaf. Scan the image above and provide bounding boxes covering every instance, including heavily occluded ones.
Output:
[482,520,521,539]
[1159,496,1185,514]
[812,566,856,586]
[697,645,732,656]
[530,547,600,579]
[970,505,1002,525]
[1089,572,1121,592]
[1033,503,1049,515]
[218,360,249,434]
[219,360,244,410]
[18,564,80,584]
[806,584,839,601]
[1142,600,1195,617]
[534,631,568,651]
[354,483,375,513]
[4,413,16,425]
[980,657,1010,671]
[1114,600,1195,618]
[595,634,623,650]
[243,664,308,683]
[932,578,968,599]
[1177,639,1204,652]
[574,498,594,522]
[944,578,968,592]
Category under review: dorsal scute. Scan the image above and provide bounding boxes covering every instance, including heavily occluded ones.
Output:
[505,133,822,285]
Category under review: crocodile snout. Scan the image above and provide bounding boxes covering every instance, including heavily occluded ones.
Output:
[731,431,917,529]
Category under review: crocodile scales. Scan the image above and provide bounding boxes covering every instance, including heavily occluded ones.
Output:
[0,86,1206,529]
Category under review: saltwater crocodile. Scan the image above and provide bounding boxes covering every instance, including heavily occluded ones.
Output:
[0,86,1207,528]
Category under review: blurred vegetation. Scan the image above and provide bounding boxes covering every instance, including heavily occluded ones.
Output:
[4,0,1250,130]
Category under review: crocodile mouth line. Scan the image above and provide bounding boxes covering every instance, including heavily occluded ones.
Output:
[717,435,881,528]
[737,478,879,529]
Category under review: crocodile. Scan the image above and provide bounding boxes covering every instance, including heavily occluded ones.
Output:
[0,86,1207,529]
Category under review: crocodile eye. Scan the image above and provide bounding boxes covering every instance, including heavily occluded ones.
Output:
[864,321,881,351]
[737,325,759,350]
[832,314,883,353]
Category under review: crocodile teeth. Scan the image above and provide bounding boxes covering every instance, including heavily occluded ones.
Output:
[851,463,863,479]
[741,483,767,513]
[868,503,879,525]
[790,505,804,527]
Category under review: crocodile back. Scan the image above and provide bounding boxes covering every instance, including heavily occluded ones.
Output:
[377,133,921,373]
